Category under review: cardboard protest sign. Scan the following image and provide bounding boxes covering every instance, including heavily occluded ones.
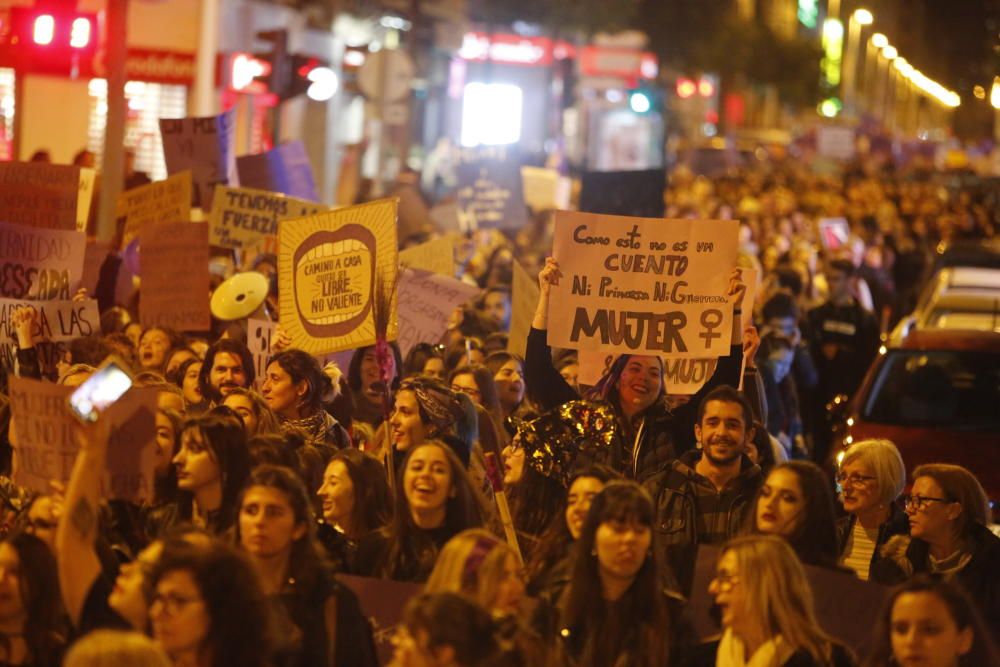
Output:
[690,545,889,656]
[279,199,399,356]
[818,217,851,251]
[208,185,324,250]
[817,125,856,161]
[396,269,481,357]
[0,222,86,300]
[456,149,528,230]
[548,212,738,359]
[577,349,720,395]
[139,222,211,331]
[399,237,455,277]
[160,109,238,210]
[521,166,571,211]
[81,239,111,294]
[579,169,666,218]
[429,202,462,233]
[507,260,539,358]
[117,171,193,247]
[0,297,100,348]
[0,162,94,230]
[8,377,158,501]
[237,141,319,202]
[340,575,423,666]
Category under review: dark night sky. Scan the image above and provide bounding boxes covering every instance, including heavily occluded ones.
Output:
[918,0,1000,92]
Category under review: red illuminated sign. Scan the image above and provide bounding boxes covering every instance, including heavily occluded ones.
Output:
[579,46,658,81]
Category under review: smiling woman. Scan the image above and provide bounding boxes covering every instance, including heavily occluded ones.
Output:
[357,440,485,582]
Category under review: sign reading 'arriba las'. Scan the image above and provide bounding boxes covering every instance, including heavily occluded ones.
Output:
[548,212,739,359]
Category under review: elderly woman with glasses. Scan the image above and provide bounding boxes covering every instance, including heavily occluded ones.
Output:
[834,439,910,580]
[872,463,1000,636]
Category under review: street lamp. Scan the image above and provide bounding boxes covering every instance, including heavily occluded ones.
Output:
[871,33,888,49]
[843,8,874,115]
[882,45,897,61]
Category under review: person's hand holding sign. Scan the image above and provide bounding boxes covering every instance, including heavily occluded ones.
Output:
[13,306,38,351]
[727,268,747,349]
[532,257,563,330]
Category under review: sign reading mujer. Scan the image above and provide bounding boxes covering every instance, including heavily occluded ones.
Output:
[547,212,739,359]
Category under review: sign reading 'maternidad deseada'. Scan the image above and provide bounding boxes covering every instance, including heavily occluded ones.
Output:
[548,212,739,359]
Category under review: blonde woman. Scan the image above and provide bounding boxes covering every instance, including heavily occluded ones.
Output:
[703,535,854,667]
[426,530,546,667]
[835,439,909,581]
[426,529,525,617]
[63,630,171,667]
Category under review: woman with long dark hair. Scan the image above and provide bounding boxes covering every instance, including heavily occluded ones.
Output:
[403,342,447,381]
[746,461,843,569]
[483,352,530,421]
[357,440,485,582]
[556,481,683,667]
[167,411,251,536]
[262,349,350,456]
[236,465,378,667]
[0,532,65,667]
[316,449,391,573]
[864,575,1000,667]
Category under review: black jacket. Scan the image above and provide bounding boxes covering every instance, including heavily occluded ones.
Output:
[871,521,1000,635]
[643,452,762,594]
[835,503,909,577]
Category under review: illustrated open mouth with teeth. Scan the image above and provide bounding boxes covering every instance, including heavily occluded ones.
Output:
[293,224,376,337]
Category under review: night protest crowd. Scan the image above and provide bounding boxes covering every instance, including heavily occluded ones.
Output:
[0,149,998,667]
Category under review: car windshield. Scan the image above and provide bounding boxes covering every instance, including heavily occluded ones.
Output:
[863,349,1000,430]
[926,310,1000,332]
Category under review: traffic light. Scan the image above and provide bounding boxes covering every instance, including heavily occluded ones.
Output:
[252,29,336,101]
[8,7,98,75]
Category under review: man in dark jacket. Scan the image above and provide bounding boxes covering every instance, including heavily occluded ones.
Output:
[643,386,763,594]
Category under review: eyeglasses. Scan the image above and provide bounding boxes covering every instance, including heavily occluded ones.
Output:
[450,384,481,400]
[835,472,877,487]
[151,592,203,616]
[711,571,740,592]
[903,495,952,512]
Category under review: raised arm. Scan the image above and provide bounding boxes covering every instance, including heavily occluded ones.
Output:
[525,258,579,410]
[56,417,109,627]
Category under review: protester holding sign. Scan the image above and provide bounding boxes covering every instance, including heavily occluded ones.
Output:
[526,258,747,480]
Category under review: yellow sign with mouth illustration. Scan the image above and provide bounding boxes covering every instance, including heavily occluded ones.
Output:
[279,199,399,355]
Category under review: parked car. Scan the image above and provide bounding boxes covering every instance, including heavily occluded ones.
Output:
[889,267,1000,344]
[829,329,1000,518]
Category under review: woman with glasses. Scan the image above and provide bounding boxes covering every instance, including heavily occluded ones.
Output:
[236,465,378,667]
[872,463,1000,635]
[746,461,843,570]
[148,539,272,667]
[556,481,685,667]
[834,439,909,581]
[701,535,854,667]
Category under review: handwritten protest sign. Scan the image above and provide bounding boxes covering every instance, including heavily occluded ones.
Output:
[522,166,571,212]
[0,297,99,380]
[237,141,319,202]
[429,202,462,233]
[208,185,324,250]
[160,109,238,210]
[0,222,86,300]
[279,199,399,356]
[139,222,211,331]
[818,217,850,251]
[117,171,193,247]
[817,125,856,161]
[8,377,158,501]
[399,237,455,277]
[690,545,889,656]
[579,169,666,218]
[507,260,539,358]
[0,163,94,230]
[577,349,720,395]
[340,575,423,666]
[548,212,738,359]
[397,269,481,357]
[456,149,528,230]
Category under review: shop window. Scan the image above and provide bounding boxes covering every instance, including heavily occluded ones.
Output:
[460,82,522,147]
[0,69,15,161]
[87,79,187,181]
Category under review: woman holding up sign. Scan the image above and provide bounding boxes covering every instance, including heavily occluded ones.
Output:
[525,258,747,480]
